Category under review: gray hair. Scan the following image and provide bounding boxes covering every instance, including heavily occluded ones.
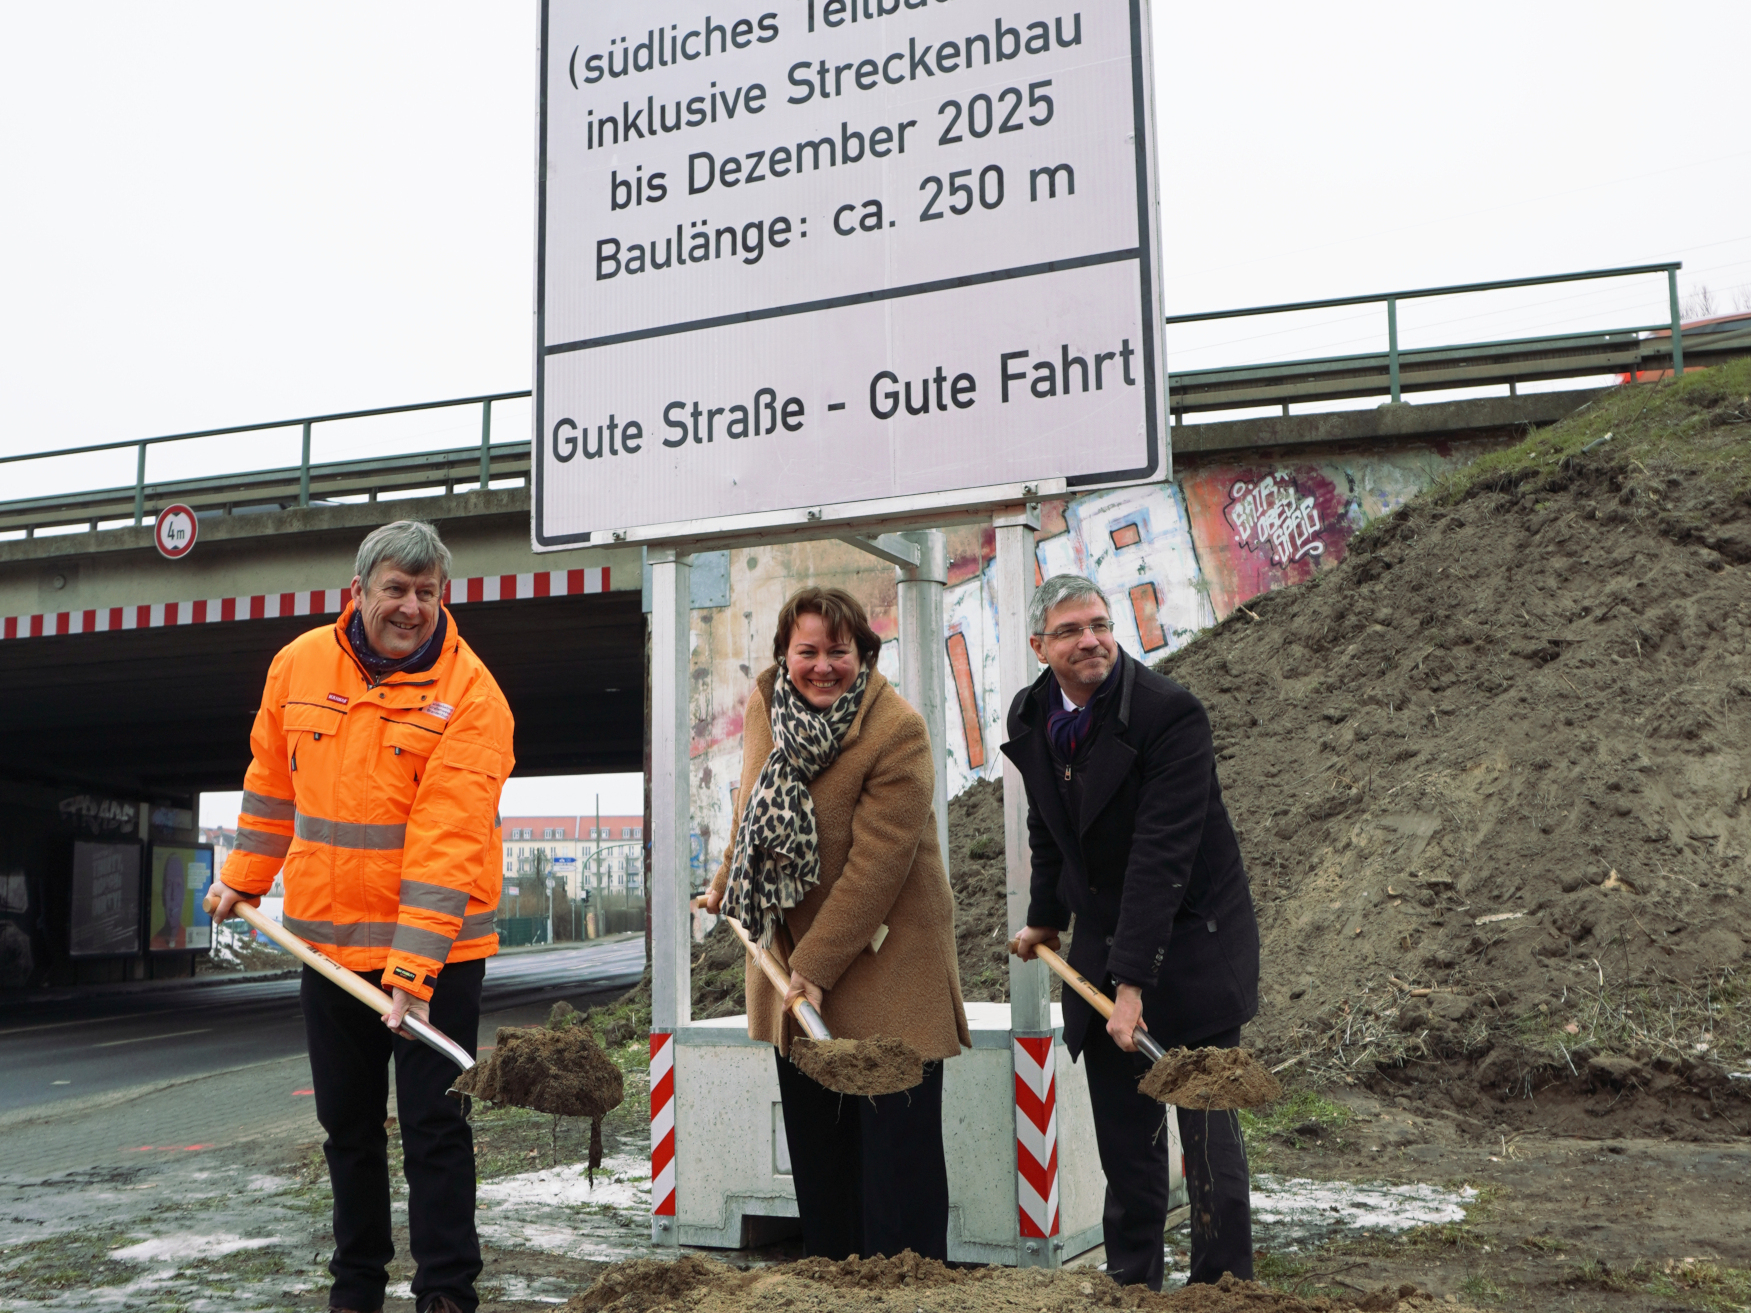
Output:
[355,520,452,588]
[1029,574,1109,635]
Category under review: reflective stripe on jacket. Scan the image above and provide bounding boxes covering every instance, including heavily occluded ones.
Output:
[222,600,514,1000]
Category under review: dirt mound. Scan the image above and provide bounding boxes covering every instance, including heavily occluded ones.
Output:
[567,1252,1456,1312]
[947,778,1069,1003]
[1140,1047,1283,1110]
[1151,363,1751,1135]
[791,1034,925,1096]
[573,917,748,1048]
[948,778,1011,1002]
[454,1002,625,1173]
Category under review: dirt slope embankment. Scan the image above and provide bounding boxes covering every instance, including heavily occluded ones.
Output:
[1153,362,1751,1136]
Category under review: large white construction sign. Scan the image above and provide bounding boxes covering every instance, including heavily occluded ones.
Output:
[532,0,1165,549]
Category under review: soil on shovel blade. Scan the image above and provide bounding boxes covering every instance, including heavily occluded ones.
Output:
[567,1252,1466,1313]
[790,1034,924,1096]
[1139,1047,1283,1110]
[453,1002,625,1172]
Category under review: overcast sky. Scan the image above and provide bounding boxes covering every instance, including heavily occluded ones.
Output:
[4,0,1746,468]
[3,3,1744,824]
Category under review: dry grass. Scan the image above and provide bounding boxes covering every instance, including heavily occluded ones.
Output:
[1514,964,1748,1071]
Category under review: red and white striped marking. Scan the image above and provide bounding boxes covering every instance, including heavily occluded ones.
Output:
[649,1031,676,1219]
[1013,1036,1060,1241]
[0,567,609,642]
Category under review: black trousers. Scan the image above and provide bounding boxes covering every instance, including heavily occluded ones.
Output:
[302,959,484,1313]
[1082,1022,1252,1291]
[774,1051,949,1261]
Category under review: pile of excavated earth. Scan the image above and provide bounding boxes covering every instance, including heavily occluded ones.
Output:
[945,362,1751,1138]
[566,1252,1463,1313]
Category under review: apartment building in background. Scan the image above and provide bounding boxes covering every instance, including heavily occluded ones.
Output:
[502,814,645,901]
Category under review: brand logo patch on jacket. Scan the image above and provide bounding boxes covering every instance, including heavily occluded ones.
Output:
[327,693,349,706]
[425,701,454,721]
[392,966,418,983]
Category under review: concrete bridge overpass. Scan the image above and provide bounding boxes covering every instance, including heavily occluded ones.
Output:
[0,490,643,799]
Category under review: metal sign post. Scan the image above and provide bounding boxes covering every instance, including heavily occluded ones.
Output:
[647,548,691,1244]
[895,530,950,866]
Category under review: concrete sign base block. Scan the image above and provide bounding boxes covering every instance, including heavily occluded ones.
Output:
[668,1002,1186,1264]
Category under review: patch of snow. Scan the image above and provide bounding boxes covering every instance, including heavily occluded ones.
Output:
[1251,1175,1477,1251]
[490,1274,573,1303]
[245,1174,291,1192]
[111,1233,282,1262]
[478,1222,585,1255]
[479,1155,650,1211]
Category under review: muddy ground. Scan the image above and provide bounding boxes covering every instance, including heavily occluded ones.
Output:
[9,1024,1746,1313]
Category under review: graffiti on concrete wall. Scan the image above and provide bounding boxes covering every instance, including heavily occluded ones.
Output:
[681,442,1497,853]
[1180,451,1475,620]
[1224,471,1327,566]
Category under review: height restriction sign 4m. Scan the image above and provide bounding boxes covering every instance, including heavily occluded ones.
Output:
[532,0,1167,550]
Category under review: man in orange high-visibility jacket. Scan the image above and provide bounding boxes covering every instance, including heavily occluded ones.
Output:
[211,520,513,1313]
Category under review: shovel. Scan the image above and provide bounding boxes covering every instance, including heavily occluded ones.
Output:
[697,898,923,1097]
[209,894,476,1071]
[711,901,833,1042]
[1019,938,1168,1063]
[1013,937,1280,1110]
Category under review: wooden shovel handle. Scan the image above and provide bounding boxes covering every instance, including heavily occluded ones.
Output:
[1031,943,1112,1019]
[697,896,832,1041]
[208,892,477,1070]
[215,895,393,1017]
[1022,940,1168,1065]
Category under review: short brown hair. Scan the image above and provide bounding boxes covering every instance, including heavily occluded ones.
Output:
[772,586,883,667]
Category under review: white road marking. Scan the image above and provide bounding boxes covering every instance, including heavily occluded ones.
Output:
[93,1028,213,1048]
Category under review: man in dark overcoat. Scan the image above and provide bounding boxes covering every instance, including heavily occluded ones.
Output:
[1004,573,1260,1290]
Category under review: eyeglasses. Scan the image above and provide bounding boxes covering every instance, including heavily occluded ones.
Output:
[1037,620,1113,642]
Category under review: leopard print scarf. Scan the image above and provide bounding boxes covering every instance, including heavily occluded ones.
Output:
[723,660,870,948]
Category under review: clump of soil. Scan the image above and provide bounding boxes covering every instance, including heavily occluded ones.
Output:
[567,1251,1456,1312]
[1139,1047,1283,1109]
[791,1035,925,1096]
[454,1002,625,1175]
[1151,364,1751,1135]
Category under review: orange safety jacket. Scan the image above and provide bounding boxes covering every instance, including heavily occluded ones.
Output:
[221,601,514,1001]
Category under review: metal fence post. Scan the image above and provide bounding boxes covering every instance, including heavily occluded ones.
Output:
[1667,269,1685,378]
[133,442,147,526]
[1387,296,1401,402]
[299,421,312,507]
[478,399,493,491]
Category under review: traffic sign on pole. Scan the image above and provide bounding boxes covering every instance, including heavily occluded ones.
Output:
[153,504,198,559]
[531,0,1167,551]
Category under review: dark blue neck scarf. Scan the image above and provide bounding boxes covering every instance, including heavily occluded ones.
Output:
[1046,658,1121,761]
[347,606,447,682]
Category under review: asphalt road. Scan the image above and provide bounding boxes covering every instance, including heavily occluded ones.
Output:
[0,938,646,1115]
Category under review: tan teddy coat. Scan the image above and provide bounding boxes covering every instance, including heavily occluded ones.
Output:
[709,665,971,1061]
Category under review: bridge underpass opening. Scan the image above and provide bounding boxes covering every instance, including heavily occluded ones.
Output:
[0,588,644,988]
[0,588,644,796]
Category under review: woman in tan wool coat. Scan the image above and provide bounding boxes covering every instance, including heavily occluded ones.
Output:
[706,586,970,1262]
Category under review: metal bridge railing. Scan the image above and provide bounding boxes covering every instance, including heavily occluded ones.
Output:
[1163,261,1698,419]
[0,389,531,538]
[7,263,1749,540]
